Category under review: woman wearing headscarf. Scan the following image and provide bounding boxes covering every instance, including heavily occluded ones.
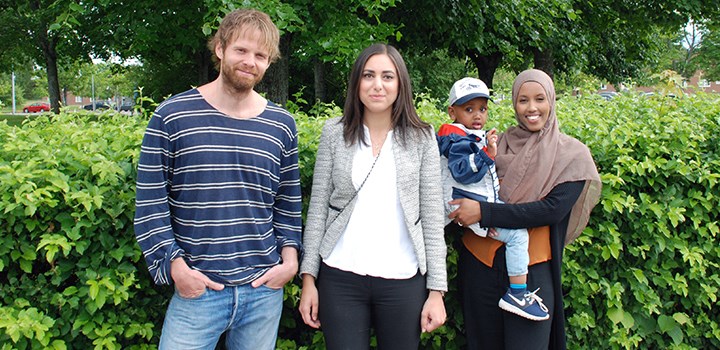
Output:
[448,69,602,350]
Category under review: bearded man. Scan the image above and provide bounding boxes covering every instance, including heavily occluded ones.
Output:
[133,8,302,349]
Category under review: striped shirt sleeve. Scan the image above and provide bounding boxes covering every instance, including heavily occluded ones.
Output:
[272,113,303,254]
[134,111,182,285]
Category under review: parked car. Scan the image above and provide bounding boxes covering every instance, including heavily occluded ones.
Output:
[23,102,51,113]
[116,103,134,112]
[598,91,618,101]
[83,102,111,111]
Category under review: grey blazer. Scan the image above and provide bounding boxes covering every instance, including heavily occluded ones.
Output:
[300,117,447,291]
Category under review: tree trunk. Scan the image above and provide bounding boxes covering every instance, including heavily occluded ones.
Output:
[196,48,212,85]
[467,50,503,91]
[532,47,555,80]
[37,20,61,114]
[257,34,291,106]
[313,57,327,103]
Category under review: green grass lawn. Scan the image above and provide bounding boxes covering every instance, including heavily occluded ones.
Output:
[0,113,46,127]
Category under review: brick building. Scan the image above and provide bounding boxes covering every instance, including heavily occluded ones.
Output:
[598,71,720,95]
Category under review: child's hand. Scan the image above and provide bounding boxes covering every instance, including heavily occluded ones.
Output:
[487,128,498,158]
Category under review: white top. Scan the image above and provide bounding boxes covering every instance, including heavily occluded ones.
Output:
[324,128,419,278]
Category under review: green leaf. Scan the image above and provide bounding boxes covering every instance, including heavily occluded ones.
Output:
[69,3,84,12]
[19,259,33,273]
[673,312,690,325]
[607,307,623,324]
[658,314,677,332]
[621,310,635,329]
[49,176,70,193]
[63,286,78,296]
[51,340,67,350]
[109,249,124,262]
[667,326,684,345]
[88,280,99,300]
[631,268,648,284]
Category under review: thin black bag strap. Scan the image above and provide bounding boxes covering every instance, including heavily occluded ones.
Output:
[330,148,382,220]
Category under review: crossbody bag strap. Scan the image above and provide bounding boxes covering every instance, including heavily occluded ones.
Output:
[330,148,382,221]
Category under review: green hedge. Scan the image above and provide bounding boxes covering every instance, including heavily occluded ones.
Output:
[1,92,718,349]
[0,112,160,350]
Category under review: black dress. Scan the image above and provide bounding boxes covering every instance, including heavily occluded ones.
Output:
[457,181,585,350]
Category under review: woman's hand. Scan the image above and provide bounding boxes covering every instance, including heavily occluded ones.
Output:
[421,291,447,333]
[299,274,322,329]
[448,198,482,227]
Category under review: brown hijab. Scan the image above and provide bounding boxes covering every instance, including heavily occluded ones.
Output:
[496,69,602,245]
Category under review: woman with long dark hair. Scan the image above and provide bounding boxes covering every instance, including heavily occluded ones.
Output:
[298,43,447,349]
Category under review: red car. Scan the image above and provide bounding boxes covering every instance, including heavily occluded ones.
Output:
[23,102,51,113]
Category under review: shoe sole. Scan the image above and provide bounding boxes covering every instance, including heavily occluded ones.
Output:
[498,299,550,321]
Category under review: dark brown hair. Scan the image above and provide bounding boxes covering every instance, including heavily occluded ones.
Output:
[207,9,280,70]
[341,43,430,146]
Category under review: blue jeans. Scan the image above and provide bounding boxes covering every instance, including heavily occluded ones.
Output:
[159,284,283,350]
[493,227,529,277]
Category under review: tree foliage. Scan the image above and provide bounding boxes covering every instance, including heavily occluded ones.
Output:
[0,0,90,113]
[384,0,719,90]
[651,19,720,83]
[385,0,579,88]
[79,1,213,99]
[0,63,48,108]
[2,1,719,111]
[694,23,720,80]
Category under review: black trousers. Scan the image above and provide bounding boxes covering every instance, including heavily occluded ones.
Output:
[317,263,426,350]
[458,243,555,350]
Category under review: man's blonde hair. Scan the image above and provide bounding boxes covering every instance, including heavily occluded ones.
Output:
[207,9,281,69]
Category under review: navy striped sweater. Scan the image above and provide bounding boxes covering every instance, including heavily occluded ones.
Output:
[134,89,302,286]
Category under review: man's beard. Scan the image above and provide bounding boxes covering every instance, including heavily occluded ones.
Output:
[221,62,264,93]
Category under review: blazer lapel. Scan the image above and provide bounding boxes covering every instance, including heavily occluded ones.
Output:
[337,135,357,194]
[394,139,417,224]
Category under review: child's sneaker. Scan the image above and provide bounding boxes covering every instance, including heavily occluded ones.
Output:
[498,288,550,321]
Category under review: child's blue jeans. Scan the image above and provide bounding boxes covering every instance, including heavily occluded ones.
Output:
[492,227,530,277]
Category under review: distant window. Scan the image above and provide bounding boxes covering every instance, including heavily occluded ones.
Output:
[682,80,688,88]
[600,84,607,90]
[75,96,82,103]
[699,79,710,88]
[715,81,720,85]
